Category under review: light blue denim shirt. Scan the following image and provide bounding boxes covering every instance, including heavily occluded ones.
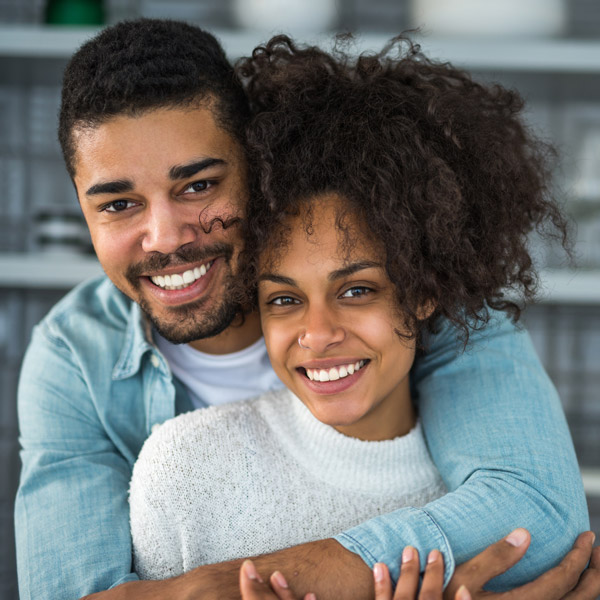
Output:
[15,276,588,599]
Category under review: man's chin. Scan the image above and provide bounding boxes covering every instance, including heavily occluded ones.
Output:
[143,299,240,345]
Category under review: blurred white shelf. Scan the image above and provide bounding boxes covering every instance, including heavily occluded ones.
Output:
[0,252,102,288]
[3,25,600,72]
[536,269,600,304]
[582,468,600,497]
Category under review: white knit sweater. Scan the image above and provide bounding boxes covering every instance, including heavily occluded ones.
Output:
[130,388,447,580]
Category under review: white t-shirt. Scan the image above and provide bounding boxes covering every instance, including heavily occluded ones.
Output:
[154,333,284,408]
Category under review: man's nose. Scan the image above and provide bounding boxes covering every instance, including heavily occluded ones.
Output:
[300,305,346,354]
[141,201,197,255]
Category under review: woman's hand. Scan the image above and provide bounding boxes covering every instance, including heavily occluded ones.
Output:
[374,547,447,600]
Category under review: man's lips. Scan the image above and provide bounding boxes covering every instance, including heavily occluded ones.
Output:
[146,259,214,291]
[139,257,222,306]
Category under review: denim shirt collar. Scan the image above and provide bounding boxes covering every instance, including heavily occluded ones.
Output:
[112,302,155,381]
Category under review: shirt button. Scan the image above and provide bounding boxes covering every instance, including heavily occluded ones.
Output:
[150,354,160,368]
[151,423,161,434]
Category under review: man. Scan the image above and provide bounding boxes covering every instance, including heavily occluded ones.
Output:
[15,19,590,600]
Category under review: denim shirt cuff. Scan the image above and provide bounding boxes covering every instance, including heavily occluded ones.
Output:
[109,572,140,588]
[334,507,455,588]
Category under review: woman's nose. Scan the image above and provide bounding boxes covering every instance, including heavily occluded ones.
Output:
[299,306,346,353]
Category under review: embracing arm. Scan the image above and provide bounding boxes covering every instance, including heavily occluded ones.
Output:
[15,325,139,600]
[334,311,589,589]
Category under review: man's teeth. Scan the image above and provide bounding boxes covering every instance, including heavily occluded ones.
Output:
[150,262,212,290]
[306,360,366,382]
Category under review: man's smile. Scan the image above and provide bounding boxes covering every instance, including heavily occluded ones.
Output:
[149,260,215,290]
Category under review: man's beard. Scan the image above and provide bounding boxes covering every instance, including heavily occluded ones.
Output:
[126,242,242,344]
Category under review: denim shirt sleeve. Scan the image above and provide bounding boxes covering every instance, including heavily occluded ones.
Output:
[335,311,589,590]
[15,323,140,600]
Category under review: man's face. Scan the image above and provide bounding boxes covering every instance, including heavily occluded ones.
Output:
[73,105,248,347]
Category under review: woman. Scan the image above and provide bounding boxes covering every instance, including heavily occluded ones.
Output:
[129,35,592,599]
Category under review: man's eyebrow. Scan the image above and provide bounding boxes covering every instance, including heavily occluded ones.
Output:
[258,261,382,286]
[86,179,134,196]
[169,158,226,180]
[329,261,383,281]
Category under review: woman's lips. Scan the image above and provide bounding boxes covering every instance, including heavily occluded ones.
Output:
[297,360,369,395]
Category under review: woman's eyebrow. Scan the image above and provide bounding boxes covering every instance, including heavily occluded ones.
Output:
[258,261,382,286]
[328,261,382,281]
[258,273,296,286]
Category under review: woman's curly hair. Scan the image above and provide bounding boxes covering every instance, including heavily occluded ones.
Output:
[236,35,570,342]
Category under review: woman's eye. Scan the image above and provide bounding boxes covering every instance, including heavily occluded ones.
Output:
[182,180,213,194]
[340,286,372,299]
[270,296,300,306]
[102,200,136,213]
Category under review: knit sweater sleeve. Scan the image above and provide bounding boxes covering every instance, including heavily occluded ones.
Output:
[129,420,187,580]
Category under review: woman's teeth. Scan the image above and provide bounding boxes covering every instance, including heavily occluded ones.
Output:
[150,261,212,290]
[306,360,366,382]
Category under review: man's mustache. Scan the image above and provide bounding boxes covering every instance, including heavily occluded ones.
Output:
[126,242,234,283]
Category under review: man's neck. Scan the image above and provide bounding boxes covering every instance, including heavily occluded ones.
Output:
[188,311,262,355]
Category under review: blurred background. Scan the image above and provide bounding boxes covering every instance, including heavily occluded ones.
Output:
[0,1,599,598]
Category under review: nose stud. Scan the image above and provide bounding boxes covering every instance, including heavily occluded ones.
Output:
[298,333,311,350]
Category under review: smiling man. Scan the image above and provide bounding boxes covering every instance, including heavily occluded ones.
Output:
[14,18,590,600]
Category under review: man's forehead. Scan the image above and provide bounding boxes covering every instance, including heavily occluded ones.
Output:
[71,105,244,180]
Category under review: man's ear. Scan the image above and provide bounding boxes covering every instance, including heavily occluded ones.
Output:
[416,300,436,321]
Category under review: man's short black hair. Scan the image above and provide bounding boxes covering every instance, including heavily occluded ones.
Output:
[59,18,249,178]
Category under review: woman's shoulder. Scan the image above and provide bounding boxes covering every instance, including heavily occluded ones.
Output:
[134,389,288,472]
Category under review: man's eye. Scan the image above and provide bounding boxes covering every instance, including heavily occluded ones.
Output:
[340,286,372,299]
[103,200,136,213]
[182,180,213,194]
[270,296,300,306]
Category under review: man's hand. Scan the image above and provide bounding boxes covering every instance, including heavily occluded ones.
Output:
[444,529,599,600]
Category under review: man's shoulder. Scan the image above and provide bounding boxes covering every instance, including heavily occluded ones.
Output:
[39,275,133,339]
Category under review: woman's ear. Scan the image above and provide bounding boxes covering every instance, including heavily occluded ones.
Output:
[416,300,436,321]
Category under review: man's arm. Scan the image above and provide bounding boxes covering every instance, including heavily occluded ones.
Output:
[334,311,589,589]
[15,324,139,600]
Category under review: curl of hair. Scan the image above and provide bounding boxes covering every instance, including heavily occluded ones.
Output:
[236,35,571,343]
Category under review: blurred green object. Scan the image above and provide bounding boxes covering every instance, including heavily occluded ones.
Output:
[45,0,104,25]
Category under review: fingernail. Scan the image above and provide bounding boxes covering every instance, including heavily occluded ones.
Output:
[402,546,414,563]
[243,560,263,582]
[305,594,317,600]
[427,549,439,564]
[456,584,472,600]
[592,532,597,545]
[374,563,385,583]
[272,571,288,588]
[506,528,528,547]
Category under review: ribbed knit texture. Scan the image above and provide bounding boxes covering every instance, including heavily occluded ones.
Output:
[130,389,446,580]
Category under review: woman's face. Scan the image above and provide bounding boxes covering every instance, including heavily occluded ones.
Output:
[258,194,416,441]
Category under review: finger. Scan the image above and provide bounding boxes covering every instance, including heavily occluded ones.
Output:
[562,542,600,600]
[269,571,301,600]
[373,562,393,600]
[240,559,273,600]
[454,586,472,600]
[450,528,531,593]
[418,549,444,599]
[393,547,420,600]
[504,532,594,600]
